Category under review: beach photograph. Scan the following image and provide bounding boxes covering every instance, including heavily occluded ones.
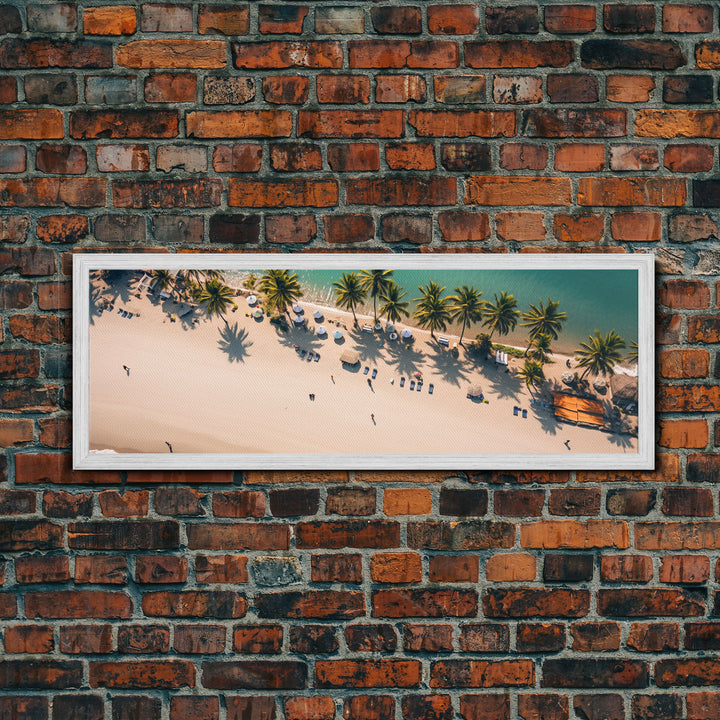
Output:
[75,254,653,469]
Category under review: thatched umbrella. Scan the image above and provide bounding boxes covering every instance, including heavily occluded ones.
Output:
[467,384,483,399]
[340,349,360,365]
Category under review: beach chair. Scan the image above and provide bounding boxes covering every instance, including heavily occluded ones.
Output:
[513,407,519,416]
[400,377,405,387]
[307,352,313,361]
[300,349,306,357]
[362,324,373,333]
[417,382,422,392]
[314,354,319,362]
[410,380,415,390]
[371,369,377,379]
[364,367,369,375]
[438,336,449,346]
[429,384,434,394]
[522,409,527,418]
[118,308,123,314]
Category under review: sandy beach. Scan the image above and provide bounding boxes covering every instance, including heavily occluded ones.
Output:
[88,274,638,458]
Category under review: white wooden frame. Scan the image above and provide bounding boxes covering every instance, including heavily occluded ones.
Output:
[74,253,654,470]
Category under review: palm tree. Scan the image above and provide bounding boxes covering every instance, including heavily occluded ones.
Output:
[520,298,567,356]
[150,269,175,293]
[627,340,638,365]
[242,273,258,290]
[482,291,519,340]
[529,332,553,365]
[471,333,493,359]
[517,360,545,397]
[333,272,366,326]
[258,269,303,321]
[197,278,237,326]
[359,269,394,325]
[449,285,483,345]
[575,329,626,379]
[413,281,452,339]
[379,282,409,325]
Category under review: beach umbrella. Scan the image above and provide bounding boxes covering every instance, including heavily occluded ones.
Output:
[293,315,304,324]
[253,309,263,318]
[313,310,323,320]
[561,371,575,386]
[386,324,396,333]
[247,294,257,305]
[293,304,303,314]
[316,325,327,335]
[467,384,483,398]
[401,329,412,339]
[333,330,343,339]
[389,332,397,340]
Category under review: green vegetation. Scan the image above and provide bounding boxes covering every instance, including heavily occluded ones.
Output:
[481,291,520,340]
[575,329,626,379]
[196,278,237,326]
[333,272,366,326]
[258,269,303,321]
[359,269,394,325]
[413,281,452,339]
[449,285,484,345]
[379,282,410,324]
[517,360,545,397]
[520,298,567,356]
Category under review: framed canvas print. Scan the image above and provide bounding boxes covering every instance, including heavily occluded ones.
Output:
[74,253,654,470]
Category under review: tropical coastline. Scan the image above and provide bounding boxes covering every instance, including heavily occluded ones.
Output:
[88,268,639,457]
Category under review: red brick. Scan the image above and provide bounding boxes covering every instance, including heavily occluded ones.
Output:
[259,5,308,34]
[0,419,33,447]
[113,179,222,208]
[136,556,188,584]
[518,694,568,720]
[663,4,713,32]
[317,75,369,104]
[431,659,535,688]
[660,555,710,584]
[385,142,435,171]
[493,76,542,104]
[226,698,277,720]
[376,74,426,102]
[84,6,137,35]
[234,41,342,69]
[117,39,225,68]
[8,315,71,343]
[403,624,454,653]
[255,590,364,620]
[553,213,604,242]
[142,591,246,618]
[96,144,150,172]
[635,109,720,138]
[0,39,112,69]
[285,697,335,720]
[344,696,394,720]
[429,555,479,583]
[371,7,422,34]
[270,143,322,172]
[466,177,571,206]
[600,554,653,583]
[524,108,626,137]
[499,143,547,171]
[459,624,509,653]
[316,659,421,689]
[484,589,590,618]
[262,76,309,104]
[59,625,113,654]
[345,624,396,653]
[311,553,363,583]
[195,554,248,584]
[0,660,81,689]
[299,110,404,138]
[4,625,54,653]
[75,555,127,585]
[627,623,679,652]
[664,144,714,172]
[170,697,218,720]
[15,555,69,584]
[373,589,478,617]
[229,179,337,208]
[324,214,374,244]
[465,40,573,68]
[438,211,490,242]
[659,419,709,449]
[348,177,455,206]
[71,110,178,139]
[99,490,149,517]
[370,552,422,583]
[555,143,605,172]
[486,553,536,582]
[233,625,283,653]
[607,74,655,102]
[609,144,660,171]
[0,178,105,207]
[349,40,458,69]
[496,212,546,242]
[659,349,710,379]
[428,5,480,34]
[25,591,132,619]
[610,211,662,241]
[174,624,226,654]
[578,177,686,206]
[266,215,317,244]
[144,73,196,103]
[118,625,170,655]
[409,110,515,137]
[327,143,379,172]
[198,5,250,35]
[545,5,596,33]
[187,522,288,550]
[0,145,24,172]
[90,660,194,689]
[660,279,711,309]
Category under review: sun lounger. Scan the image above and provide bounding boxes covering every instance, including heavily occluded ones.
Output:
[364,367,369,375]
[400,377,405,387]
[300,349,306,357]
[118,308,123,314]
[314,354,319,362]
[307,352,313,361]
[362,324,373,333]
[371,369,377,379]
[429,384,434,394]
[522,409,527,418]
[410,380,415,390]
[513,407,519,416]
[438,336,449,346]
[417,382,422,392]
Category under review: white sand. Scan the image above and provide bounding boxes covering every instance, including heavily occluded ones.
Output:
[88,279,637,458]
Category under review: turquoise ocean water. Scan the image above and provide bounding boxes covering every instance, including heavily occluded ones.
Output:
[227,268,639,356]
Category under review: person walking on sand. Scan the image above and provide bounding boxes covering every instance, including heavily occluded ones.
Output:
[371,413,375,423]
[564,439,570,449]
[123,365,130,376]
[331,375,334,383]
[165,441,173,453]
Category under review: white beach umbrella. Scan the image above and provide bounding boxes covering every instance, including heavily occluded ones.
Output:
[401,329,413,339]
[313,310,323,320]
[247,294,257,305]
[293,315,304,324]
[316,325,327,335]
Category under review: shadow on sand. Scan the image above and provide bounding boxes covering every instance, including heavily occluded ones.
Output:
[218,323,253,363]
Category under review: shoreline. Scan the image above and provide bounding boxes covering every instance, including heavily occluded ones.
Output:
[88,273,638,457]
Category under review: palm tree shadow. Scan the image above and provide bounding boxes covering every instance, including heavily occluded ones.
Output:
[347,329,384,363]
[218,323,253,363]
[532,407,560,437]
[425,344,471,387]
[606,431,635,450]
[383,341,426,377]
[484,364,523,400]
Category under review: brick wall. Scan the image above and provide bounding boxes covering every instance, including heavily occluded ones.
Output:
[1,1,719,718]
